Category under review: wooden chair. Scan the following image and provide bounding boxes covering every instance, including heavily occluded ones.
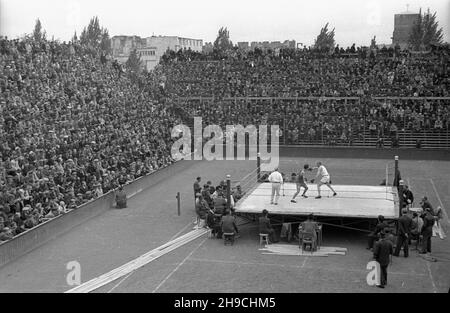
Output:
[299,231,317,253]
[259,233,270,246]
[223,232,235,245]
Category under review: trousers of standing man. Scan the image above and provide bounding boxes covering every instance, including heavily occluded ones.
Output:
[379,265,388,286]
[271,182,281,204]
[394,234,409,257]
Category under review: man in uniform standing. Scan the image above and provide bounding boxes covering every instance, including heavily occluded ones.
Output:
[115,185,127,209]
[401,185,414,208]
[367,215,388,250]
[373,230,393,288]
[420,208,436,254]
[394,208,413,257]
[193,177,202,198]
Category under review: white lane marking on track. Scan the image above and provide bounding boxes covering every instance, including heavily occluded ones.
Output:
[107,271,134,293]
[152,237,207,293]
[128,189,143,199]
[426,261,438,293]
[301,256,308,268]
[187,258,429,276]
[169,222,193,242]
[105,222,195,293]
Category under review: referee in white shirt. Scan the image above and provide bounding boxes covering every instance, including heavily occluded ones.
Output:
[268,168,283,205]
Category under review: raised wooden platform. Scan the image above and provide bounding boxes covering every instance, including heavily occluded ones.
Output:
[235,183,399,219]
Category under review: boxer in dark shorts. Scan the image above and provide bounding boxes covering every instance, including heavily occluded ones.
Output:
[291,164,309,203]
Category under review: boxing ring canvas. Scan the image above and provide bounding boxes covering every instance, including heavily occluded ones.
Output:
[235,183,399,219]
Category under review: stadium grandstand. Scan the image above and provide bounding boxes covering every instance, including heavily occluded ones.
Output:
[0,37,181,240]
[159,47,450,148]
[1,35,450,241]
[2,0,450,295]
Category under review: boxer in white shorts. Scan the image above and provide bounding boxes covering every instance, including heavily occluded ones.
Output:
[311,161,337,199]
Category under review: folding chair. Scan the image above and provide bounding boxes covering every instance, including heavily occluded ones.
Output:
[299,231,317,253]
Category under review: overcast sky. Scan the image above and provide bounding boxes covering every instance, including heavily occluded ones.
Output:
[1,0,449,47]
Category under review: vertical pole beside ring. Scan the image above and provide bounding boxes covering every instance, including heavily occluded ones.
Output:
[226,175,231,212]
[257,153,261,182]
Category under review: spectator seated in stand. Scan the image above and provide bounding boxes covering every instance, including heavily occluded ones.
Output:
[155,45,449,146]
[0,36,181,240]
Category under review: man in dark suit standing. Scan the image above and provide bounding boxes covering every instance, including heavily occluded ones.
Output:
[367,215,388,250]
[401,185,414,207]
[193,177,202,198]
[420,208,436,254]
[259,209,278,243]
[394,208,413,257]
[373,231,393,288]
[115,185,127,209]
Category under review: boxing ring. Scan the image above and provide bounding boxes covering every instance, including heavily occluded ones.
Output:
[231,156,402,232]
[236,183,398,217]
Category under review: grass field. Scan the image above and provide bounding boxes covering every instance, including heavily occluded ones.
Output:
[0,156,449,293]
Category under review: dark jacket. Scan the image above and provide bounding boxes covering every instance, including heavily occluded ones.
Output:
[421,200,433,211]
[373,238,393,266]
[373,221,388,236]
[221,215,238,234]
[193,181,201,196]
[397,214,413,236]
[421,212,435,236]
[195,199,208,219]
[115,190,127,208]
[259,216,273,234]
[402,189,414,204]
[213,197,227,214]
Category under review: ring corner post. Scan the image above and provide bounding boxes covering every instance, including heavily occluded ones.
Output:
[394,155,403,218]
[226,174,231,212]
[257,153,261,182]
[176,192,181,216]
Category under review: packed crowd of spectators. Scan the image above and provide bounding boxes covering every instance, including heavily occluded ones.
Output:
[157,46,450,145]
[160,46,449,98]
[0,37,182,241]
[186,98,364,145]
[367,98,450,136]
[1,37,450,241]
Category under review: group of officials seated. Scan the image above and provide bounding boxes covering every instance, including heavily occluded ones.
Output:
[193,176,244,239]
[192,176,323,247]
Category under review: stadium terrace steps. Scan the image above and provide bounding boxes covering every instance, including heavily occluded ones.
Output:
[287,129,450,149]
